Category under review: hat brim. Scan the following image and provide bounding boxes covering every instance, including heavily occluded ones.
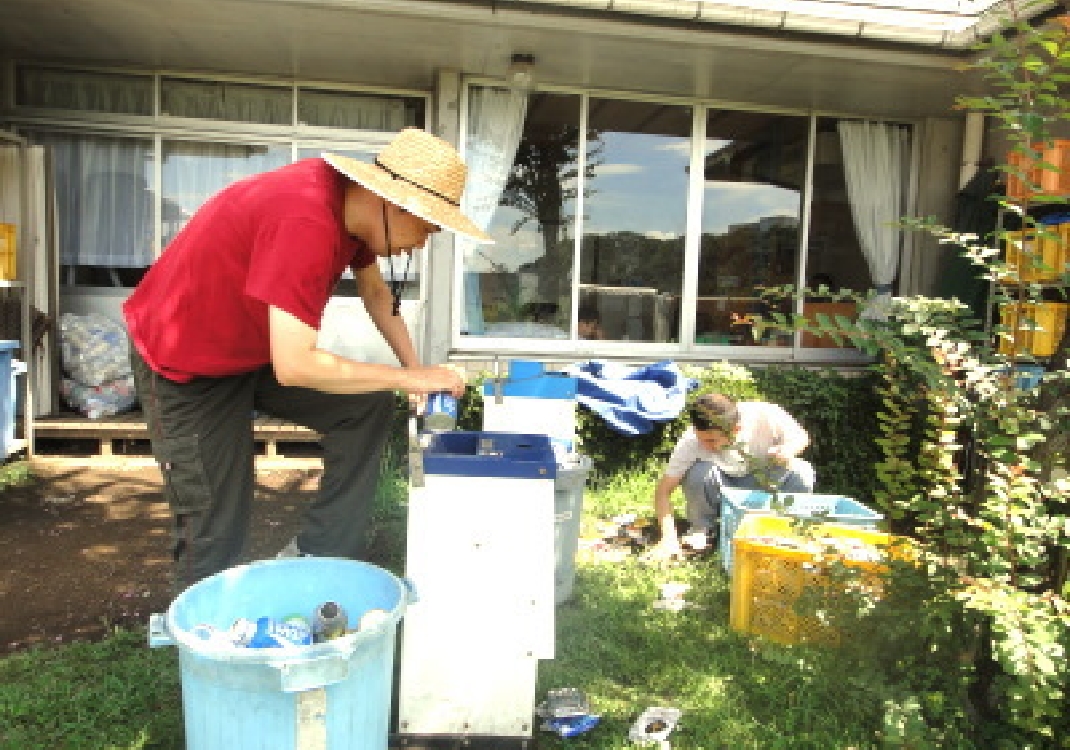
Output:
[322,153,494,245]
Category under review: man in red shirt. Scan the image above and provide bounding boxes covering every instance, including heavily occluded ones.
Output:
[124,128,490,591]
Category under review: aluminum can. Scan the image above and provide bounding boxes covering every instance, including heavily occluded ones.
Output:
[424,391,457,431]
[279,614,313,646]
[312,601,349,643]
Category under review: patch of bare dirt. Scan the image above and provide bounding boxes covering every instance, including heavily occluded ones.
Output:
[0,462,320,653]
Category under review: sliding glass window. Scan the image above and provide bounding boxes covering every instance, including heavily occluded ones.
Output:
[461,90,581,339]
[458,84,912,357]
[14,64,425,292]
[460,90,691,343]
[581,98,692,343]
[695,110,807,348]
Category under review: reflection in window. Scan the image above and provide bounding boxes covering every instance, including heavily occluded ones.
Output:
[696,110,807,347]
[581,98,692,343]
[462,90,581,339]
[161,141,290,245]
[31,131,155,288]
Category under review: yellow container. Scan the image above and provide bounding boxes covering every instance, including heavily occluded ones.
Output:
[0,224,15,281]
[729,515,904,646]
[998,302,1069,357]
[1006,140,1070,200]
[1005,227,1066,282]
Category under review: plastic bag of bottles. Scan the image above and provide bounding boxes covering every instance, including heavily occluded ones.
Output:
[60,374,138,419]
[59,313,133,387]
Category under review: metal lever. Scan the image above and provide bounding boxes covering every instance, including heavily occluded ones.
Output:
[493,355,503,404]
[407,414,424,488]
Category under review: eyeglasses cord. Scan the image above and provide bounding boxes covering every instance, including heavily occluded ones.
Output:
[382,201,412,317]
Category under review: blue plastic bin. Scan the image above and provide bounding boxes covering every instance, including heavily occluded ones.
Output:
[718,489,883,573]
[0,340,19,458]
[421,430,557,478]
[150,557,413,750]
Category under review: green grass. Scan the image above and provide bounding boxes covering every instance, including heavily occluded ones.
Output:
[538,471,884,749]
[0,467,892,749]
[0,629,182,749]
[0,460,32,491]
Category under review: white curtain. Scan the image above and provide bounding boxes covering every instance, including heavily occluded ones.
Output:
[298,89,408,131]
[33,132,155,269]
[19,67,153,115]
[161,79,292,125]
[837,121,910,320]
[460,86,529,335]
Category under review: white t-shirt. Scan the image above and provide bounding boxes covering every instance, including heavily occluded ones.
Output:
[664,401,809,479]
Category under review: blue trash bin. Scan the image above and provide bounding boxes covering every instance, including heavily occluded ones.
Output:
[0,340,20,458]
[150,557,413,750]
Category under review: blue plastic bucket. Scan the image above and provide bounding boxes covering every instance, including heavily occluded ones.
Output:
[150,557,412,750]
[0,340,19,458]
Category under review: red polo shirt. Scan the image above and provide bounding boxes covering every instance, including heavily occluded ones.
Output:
[123,158,375,382]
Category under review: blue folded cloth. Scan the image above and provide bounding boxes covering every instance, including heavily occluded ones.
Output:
[564,360,696,435]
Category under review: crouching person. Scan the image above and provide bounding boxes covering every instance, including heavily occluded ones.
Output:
[649,393,815,561]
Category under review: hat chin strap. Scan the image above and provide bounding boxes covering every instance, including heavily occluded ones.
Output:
[382,200,411,317]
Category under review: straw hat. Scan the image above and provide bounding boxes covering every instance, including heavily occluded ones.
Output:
[322,128,493,244]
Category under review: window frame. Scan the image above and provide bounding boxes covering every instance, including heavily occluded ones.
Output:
[454,77,920,364]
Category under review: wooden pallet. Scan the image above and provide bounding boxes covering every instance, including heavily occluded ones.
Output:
[33,411,321,459]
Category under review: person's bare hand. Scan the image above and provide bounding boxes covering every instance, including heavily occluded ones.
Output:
[409,364,465,397]
[645,538,683,563]
[767,446,791,466]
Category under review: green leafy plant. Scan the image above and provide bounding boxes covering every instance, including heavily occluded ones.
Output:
[741,4,1070,743]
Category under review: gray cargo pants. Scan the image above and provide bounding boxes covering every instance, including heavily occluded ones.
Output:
[131,347,396,593]
[680,458,816,534]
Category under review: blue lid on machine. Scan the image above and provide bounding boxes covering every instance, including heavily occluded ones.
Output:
[421,431,558,479]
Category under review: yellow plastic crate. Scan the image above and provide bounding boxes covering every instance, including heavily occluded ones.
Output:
[1006,140,1070,200]
[729,515,903,646]
[0,224,15,281]
[1005,227,1067,282]
[998,302,1068,357]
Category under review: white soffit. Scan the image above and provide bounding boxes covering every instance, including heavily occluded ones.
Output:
[517,0,1057,47]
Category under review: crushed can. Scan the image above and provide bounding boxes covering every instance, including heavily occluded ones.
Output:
[424,391,457,431]
[628,706,682,745]
[228,618,257,647]
[246,615,312,648]
[358,608,390,631]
